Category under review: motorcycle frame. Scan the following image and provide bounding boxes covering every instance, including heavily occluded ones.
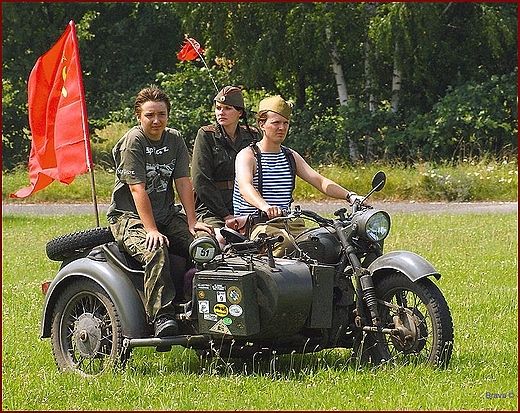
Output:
[296,211,442,331]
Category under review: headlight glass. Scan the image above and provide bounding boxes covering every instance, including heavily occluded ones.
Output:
[364,211,390,242]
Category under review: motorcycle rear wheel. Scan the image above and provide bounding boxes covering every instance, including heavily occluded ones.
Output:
[370,272,454,367]
[50,279,124,376]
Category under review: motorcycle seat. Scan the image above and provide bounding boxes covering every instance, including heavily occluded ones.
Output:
[220,226,248,244]
[103,242,145,273]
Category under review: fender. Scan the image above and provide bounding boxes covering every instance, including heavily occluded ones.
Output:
[41,254,150,339]
[368,250,441,282]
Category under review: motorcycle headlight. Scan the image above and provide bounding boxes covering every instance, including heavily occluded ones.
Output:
[189,237,219,264]
[353,210,391,242]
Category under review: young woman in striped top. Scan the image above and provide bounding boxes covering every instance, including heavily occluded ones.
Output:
[233,95,364,257]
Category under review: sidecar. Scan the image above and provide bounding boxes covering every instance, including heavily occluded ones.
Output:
[41,230,336,376]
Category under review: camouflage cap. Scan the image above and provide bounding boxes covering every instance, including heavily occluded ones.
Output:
[214,86,244,109]
[258,95,293,120]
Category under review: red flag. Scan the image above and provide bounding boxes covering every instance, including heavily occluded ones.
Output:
[10,21,91,198]
[177,36,203,61]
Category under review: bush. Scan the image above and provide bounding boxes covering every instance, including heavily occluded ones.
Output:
[288,68,518,165]
[90,122,132,169]
[416,68,518,160]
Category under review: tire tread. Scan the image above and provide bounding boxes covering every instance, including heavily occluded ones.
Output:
[46,226,115,261]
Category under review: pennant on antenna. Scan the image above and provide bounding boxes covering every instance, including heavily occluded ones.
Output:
[177,36,203,61]
[177,35,219,92]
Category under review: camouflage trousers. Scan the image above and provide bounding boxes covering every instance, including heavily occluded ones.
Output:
[195,210,225,237]
[250,217,307,257]
[110,213,194,322]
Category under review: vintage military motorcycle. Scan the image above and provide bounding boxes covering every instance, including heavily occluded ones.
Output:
[41,171,453,376]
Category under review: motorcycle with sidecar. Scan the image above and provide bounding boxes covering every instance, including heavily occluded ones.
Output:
[40,171,453,376]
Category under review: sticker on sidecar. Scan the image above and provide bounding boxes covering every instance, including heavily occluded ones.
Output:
[212,284,225,291]
[227,286,242,304]
[210,319,232,335]
[198,300,210,314]
[216,291,226,303]
[213,303,228,317]
[197,283,211,290]
[204,313,218,322]
[229,304,243,317]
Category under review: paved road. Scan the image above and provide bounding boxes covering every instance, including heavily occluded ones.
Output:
[2,201,517,216]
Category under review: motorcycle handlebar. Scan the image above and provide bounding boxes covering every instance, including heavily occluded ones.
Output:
[229,234,284,251]
[299,210,333,226]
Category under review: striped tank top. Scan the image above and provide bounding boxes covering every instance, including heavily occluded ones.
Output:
[233,149,293,216]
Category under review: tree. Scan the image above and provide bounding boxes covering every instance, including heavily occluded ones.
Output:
[3,2,517,169]
[2,2,184,169]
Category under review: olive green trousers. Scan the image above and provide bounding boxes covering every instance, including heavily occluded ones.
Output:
[250,218,307,257]
[110,213,194,322]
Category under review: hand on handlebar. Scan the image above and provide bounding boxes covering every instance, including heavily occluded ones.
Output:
[349,194,367,206]
[261,204,282,219]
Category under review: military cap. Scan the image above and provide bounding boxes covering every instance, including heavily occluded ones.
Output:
[258,95,293,120]
[214,86,244,109]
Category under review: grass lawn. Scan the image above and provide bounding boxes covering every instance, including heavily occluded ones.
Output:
[1,213,518,411]
[2,158,518,204]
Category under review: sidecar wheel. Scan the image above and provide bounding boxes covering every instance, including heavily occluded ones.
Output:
[46,226,115,261]
[371,272,454,367]
[50,278,124,376]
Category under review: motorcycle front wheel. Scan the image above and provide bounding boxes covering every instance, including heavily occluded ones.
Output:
[50,279,124,376]
[371,272,454,367]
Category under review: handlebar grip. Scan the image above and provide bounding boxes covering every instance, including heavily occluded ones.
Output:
[301,210,333,225]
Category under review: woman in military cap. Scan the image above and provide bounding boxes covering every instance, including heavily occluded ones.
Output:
[233,95,364,257]
[192,86,260,243]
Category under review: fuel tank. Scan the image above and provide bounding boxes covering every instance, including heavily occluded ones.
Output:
[297,227,342,264]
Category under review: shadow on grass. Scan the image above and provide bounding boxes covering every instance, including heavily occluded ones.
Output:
[122,345,374,379]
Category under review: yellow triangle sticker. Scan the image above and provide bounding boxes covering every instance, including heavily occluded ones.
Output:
[209,319,232,335]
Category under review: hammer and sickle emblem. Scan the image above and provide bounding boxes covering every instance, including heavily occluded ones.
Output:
[61,54,68,98]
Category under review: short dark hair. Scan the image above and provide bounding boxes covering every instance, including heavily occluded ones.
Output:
[134,85,171,117]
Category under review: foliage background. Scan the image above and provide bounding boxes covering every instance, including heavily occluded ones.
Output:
[2,2,518,171]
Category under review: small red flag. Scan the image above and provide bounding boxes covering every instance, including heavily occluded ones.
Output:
[10,21,91,198]
[177,36,203,61]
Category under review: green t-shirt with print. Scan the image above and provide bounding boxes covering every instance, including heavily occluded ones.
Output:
[107,126,190,226]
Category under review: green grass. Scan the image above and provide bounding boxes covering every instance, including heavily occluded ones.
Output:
[295,158,518,202]
[2,155,517,203]
[1,213,517,411]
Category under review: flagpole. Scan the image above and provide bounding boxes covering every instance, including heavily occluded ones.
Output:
[185,36,219,92]
[70,20,100,227]
[88,165,100,227]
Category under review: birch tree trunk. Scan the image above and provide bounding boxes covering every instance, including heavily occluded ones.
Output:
[363,2,380,162]
[325,26,360,162]
[391,42,402,114]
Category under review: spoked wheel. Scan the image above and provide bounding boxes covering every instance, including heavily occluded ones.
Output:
[373,272,454,367]
[351,328,391,367]
[51,279,124,376]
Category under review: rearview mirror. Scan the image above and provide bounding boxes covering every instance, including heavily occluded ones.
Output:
[372,171,386,192]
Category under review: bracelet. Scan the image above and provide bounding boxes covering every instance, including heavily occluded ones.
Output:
[346,191,357,202]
